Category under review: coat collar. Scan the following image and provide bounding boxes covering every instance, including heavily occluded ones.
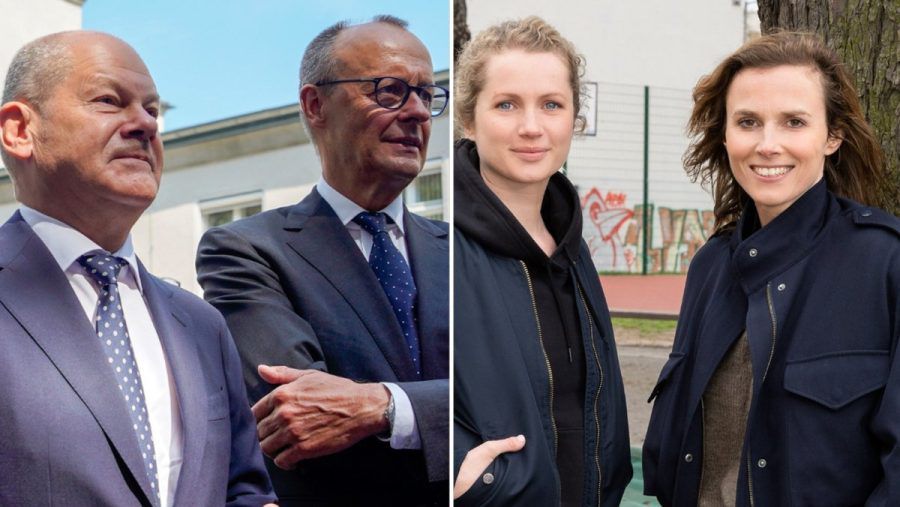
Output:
[0,212,159,505]
[138,264,208,506]
[729,179,839,295]
[281,189,428,381]
[404,211,449,378]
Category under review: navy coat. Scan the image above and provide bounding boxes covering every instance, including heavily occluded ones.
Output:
[643,180,900,506]
[454,231,632,506]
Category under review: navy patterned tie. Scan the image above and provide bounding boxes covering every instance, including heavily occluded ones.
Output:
[78,254,160,506]
[353,212,422,377]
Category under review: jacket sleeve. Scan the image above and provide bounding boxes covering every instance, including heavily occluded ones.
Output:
[453,417,500,507]
[219,320,277,505]
[398,379,449,482]
[866,247,900,505]
[196,225,327,403]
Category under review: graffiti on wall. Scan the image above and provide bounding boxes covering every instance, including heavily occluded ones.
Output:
[581,187,715,273]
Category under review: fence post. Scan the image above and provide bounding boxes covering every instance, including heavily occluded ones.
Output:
[642,85,650,275]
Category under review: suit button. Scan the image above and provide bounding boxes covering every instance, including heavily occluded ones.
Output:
[777,283,786,291]
[757,458,767,468]
[684,453,694,463]
[482,472,494,484]
[749,248,758,257]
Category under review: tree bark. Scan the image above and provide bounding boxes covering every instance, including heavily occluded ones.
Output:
[454,0,470,63]
[758,0,899,213]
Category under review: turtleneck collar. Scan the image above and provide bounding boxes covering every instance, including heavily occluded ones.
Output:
[729,178,839,294]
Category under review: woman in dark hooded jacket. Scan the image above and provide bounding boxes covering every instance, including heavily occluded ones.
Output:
[452,17,632,507]
[642,32,900,506]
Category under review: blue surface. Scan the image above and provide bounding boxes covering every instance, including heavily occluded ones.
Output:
[621,447,661,506]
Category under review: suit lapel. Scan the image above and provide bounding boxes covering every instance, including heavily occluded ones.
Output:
[283,190,418,380]
[0,214,156,504]
[405,212,449,379]
[139,267,205,506]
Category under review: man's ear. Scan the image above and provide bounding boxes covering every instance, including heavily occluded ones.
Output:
[0,101,36,161]
[299,84,327,129]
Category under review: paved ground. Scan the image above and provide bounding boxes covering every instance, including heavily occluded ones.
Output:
[618,345,669,446]
[615,327,673,506]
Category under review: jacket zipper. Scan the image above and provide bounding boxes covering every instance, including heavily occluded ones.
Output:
[577,283,603,506]
[519,261,558,453]
[748,283,778,507]
[761,283,778,383]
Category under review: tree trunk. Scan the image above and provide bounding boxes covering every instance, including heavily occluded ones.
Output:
[454,0,470,63]
[758,0,899,213]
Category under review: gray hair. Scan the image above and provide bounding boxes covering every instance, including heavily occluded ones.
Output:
[2,32,76,108]
[1,32,77,172]
[298,15,409,138]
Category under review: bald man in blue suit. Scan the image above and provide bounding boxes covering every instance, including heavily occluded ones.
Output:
[0,31,274,505]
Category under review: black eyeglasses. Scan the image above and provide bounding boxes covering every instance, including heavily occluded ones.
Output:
[315,76,449,117]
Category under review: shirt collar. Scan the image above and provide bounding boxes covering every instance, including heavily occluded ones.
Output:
[316,177,406,233]
[19,205,143,292]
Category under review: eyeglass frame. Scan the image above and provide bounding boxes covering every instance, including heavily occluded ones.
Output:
[314,76,449,117]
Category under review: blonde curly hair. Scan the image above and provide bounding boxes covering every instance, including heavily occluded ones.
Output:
[455,16,586,133]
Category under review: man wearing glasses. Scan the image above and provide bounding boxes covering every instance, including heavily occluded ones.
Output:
[196,15,448,506]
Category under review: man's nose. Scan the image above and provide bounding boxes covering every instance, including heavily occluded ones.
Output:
[397,90,431,123]
[121,105,159,141]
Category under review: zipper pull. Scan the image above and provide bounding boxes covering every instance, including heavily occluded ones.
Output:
[568,347,574,364]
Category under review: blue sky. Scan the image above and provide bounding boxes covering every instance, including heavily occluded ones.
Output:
[83,1,450,131]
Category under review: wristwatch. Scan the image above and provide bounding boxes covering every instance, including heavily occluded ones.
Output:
[382,392,396,437]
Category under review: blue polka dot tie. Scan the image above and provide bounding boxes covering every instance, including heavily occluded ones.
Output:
[353,212,421,377]
[78,254,160,506]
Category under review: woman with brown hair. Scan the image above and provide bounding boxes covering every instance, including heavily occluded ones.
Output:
[643,32,900,505]
[453,16,632,506]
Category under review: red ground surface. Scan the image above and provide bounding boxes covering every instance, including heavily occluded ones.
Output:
[598,274,686,319]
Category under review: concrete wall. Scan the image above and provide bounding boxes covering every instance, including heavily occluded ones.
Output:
[134,137,323,294]
[466,0,747,273]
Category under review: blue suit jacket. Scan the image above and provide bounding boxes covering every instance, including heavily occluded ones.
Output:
[0,212,274,506]
[196,189,449,505]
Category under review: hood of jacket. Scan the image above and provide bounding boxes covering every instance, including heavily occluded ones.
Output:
[454,138,583,268]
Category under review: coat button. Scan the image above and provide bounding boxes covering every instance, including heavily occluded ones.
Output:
[684,453,694,463]
[777,283,786,291]
[482,472,494,485]
[749,248,758,257]
[861,209,873,217]
[757,458,767,468]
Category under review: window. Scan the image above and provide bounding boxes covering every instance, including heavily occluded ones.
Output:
[201,193,263,230]
[405,161,444,220]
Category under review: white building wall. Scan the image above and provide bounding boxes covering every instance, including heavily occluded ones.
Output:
[467,0,746,272]
[135,141,323,294]
[0,0,83,96]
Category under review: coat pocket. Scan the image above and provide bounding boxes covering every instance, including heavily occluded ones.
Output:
[647,352,686,403]
[784,350,890,410]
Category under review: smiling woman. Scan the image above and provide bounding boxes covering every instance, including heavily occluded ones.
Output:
[642,32,900,506]
[452,17,633,507]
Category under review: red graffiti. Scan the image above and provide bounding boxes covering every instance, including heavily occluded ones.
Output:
[581,188,634,269]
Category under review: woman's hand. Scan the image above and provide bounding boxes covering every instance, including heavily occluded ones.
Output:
[453,435,526,499]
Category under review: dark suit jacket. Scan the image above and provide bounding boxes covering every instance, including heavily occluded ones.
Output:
[196,188,449,505]
[0,212,274,506]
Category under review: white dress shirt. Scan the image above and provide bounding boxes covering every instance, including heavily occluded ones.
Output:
[316,178,421,450]
[20,206,184,507]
